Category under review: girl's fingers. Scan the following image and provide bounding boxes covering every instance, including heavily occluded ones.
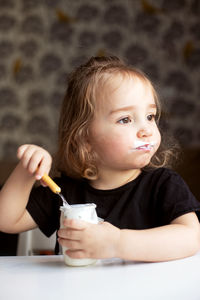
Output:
[58,238,81,250]
[36,157,52,179]
[27,151,44,175]
[58,228,82,240]
[40,179,48,187]
[17,144,52,180]
[20,147,37,170]
[63,218,88,230]
[28,152,51,178]
[17,144,29,159]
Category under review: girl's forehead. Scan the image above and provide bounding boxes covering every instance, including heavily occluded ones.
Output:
[94,72,155,108]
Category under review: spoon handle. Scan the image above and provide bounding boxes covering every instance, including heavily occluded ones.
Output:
[42,173,61,194]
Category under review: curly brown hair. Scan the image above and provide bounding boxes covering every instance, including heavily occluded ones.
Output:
[55,55,177,179]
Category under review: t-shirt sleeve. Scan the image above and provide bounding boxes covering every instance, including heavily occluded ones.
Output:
[158,170,200,224]
[26,185,61,237]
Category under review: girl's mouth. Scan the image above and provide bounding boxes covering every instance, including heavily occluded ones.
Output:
[136,144,153,151]
[130,141,156,152]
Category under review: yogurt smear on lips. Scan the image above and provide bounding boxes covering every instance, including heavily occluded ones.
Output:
[130,141,156,152]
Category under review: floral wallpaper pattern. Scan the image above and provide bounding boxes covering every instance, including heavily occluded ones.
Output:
[0,0,200,160]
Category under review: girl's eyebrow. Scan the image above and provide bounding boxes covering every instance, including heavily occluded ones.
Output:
[109,105,136,115]
[109,104,157,115]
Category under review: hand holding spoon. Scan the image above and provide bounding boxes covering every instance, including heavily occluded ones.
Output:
[41,173,71,208]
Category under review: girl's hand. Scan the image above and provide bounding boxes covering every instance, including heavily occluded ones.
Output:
[17,144,52,180]
[58,220,121,259]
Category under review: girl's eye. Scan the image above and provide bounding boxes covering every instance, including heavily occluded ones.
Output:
[118,117,132,124]
[147,114,156,121]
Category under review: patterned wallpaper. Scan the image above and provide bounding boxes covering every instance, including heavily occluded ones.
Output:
[0,0,200,161]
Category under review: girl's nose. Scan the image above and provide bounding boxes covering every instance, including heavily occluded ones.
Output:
[137,127,152,138]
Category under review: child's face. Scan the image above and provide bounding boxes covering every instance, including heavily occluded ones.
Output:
[89,74,161,172]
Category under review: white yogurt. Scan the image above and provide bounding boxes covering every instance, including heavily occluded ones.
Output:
[133,141,156,149]
[60,203,99,267]
[129,141,157,152]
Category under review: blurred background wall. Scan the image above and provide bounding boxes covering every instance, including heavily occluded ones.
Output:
[0,0,200,162]
[0,0,200,255]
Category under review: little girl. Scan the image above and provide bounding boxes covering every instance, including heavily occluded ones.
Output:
[0,56,200,262]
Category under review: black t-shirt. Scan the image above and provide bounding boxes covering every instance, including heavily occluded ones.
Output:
[27,168,200,238]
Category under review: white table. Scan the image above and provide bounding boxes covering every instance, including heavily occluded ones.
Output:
[0,253,200,300]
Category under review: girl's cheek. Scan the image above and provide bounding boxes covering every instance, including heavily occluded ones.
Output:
[158,130,161,143]
[155,132,161,151]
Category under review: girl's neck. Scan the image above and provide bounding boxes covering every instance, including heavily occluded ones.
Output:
[89,168,141,190]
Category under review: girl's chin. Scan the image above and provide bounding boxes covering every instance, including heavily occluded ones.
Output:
[99,153,154,170]
[130,157,153,169]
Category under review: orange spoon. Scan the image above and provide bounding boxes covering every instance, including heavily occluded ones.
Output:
[42,173,70,207]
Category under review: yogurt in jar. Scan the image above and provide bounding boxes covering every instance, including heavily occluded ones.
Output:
[60,203,99,266]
